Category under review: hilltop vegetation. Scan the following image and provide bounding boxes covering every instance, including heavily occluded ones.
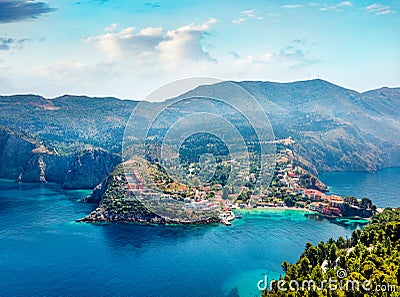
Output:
[264,208,400,296]
[81,163,219,224]
[0,95,136,154]
[1,79,400,187]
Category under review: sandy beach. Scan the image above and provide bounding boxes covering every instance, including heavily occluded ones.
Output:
[236,206,314,213]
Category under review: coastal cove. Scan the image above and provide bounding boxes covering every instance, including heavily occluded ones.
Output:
[0,179,364,297]
[319,167,400,208]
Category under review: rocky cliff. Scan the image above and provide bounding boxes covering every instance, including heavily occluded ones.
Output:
[63,149,121,189]
[0,129,37,179]
[19,152,70,183]
[0,128,120,189]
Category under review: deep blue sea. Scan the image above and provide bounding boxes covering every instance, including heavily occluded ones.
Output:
[319,167,400,208]
[0,173,387,297]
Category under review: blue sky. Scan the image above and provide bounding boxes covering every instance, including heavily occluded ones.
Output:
[0,0,399,99]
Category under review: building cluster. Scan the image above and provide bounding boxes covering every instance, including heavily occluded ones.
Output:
[118,147,352,218]
[300,189,343,217]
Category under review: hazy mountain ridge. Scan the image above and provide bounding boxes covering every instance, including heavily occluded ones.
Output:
[171,79,399,172]
[1,79,399,186]
[0,94,137,154]
[236,80,400,172]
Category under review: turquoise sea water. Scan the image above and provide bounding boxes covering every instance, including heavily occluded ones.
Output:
[319,167,400,208]
[0,179,364,297]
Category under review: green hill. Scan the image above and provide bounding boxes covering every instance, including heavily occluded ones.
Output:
[1,79,399,187]
[264,208,400,296]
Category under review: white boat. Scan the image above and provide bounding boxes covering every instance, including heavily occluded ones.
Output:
[218,211,235,221]
[221,219,231,226]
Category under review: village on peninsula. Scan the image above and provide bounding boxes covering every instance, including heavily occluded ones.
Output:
[80,139,376,226]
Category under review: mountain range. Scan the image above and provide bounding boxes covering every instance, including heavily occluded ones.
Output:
[1,79,399,189]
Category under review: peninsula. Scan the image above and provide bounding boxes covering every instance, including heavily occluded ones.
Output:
[79,141,376,225]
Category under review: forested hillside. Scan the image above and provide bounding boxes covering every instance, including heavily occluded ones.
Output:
[264,208,400,296]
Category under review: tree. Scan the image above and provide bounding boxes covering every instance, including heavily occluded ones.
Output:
[222,187,229,200]
[328,243,338,264]
[284,197,295,207]
[344,196,358,206]
[336,236,347,249]
[305,246,320,267]
[299,257,311,275]
[360,197,372,209]
[281,260,289,273]
[266,209,400,297]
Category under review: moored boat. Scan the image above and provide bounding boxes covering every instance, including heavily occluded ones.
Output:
[218,211,235,221]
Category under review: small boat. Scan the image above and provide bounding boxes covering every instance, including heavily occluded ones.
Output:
[218,211,235,221]
[221,219,231,226]
[235,213,243,219]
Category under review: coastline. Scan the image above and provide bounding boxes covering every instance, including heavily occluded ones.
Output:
[233,207,371,224]
[235,206,314,213]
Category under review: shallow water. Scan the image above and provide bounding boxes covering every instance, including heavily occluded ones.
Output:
[319,167,400,208]
[0,180,361,296]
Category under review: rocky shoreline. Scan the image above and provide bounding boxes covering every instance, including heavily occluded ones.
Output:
[76,207,219,225]
[77,164,220,225]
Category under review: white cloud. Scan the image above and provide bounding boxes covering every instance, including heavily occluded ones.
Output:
[366,3,395,15]
[17,19,219,98]
[85,25,164,60]
[232,18,246,24]
[86,19,217,70]
[157,18,217,70]
[233,53,274,70]
[19,60,118,97]
[231,39,319,71]
[232,9,263,24]
[281,4,303,9]
[104,23,118,32]
[32,60,115,83]
[319,1,352,11]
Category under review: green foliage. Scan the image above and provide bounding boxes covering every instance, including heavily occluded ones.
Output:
[0,95,137,155]
[222,187,229,200]
[284,197,295,207]
[238,191,251,202]
[178,132,229,164]
[265,208,400,296]
[299,173,317,190]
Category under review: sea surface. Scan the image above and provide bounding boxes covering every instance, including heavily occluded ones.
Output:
[319,167,400,208]
[0,177,379,297]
